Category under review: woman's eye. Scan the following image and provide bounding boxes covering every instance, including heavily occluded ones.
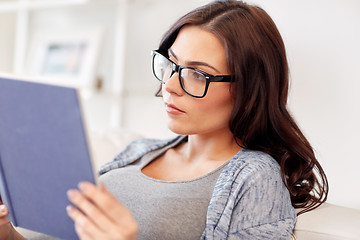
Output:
[191,71,205,81]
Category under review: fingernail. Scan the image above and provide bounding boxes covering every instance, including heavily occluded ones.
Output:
[67,189,77,200]
[0,205,7,214]
[67,206,77,219]
[78,182,88,192]
[66,205,73,215]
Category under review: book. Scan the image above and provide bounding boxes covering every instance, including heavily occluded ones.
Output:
[0,76,98,240]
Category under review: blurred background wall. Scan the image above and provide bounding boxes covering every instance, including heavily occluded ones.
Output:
[0,0,359,210]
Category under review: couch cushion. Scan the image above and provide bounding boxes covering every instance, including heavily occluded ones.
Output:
[294,203,360,240]
[89,128,141,171]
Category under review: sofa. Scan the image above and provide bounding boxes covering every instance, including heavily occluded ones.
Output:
[16,129,360,239]
[294,203,360,239]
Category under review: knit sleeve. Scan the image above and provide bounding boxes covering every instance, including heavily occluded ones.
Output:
[227,159,296,240]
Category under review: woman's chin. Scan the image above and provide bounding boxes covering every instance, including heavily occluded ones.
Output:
[167,124,192,136]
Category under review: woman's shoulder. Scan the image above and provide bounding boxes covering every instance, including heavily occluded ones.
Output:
[209,148,296,236]
[213,148,287,203]
[225,148,282,180]
[214,148,291,208]
[98,135,185,175]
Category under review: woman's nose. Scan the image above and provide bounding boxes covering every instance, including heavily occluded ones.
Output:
[163,71,183,96]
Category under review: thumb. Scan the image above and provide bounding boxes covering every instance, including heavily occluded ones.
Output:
[0,205,9,224]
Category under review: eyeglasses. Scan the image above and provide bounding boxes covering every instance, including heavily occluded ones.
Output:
[151,50,232,98]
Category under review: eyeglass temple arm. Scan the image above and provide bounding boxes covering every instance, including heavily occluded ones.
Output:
[211,75,232,82]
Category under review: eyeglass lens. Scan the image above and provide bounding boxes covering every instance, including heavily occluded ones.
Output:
[153,52,207,97]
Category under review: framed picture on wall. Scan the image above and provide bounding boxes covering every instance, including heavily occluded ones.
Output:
[26,29,103,89]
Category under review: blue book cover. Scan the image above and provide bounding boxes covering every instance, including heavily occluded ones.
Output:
[0,77,97,240]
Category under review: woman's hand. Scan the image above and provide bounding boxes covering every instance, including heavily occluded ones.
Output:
[0,204,26,240]
[67,182,138,240]
[0,204,11,239]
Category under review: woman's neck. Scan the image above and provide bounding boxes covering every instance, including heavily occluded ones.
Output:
[179,130,242,164]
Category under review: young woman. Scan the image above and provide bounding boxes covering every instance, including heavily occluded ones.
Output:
[0,1,328,239]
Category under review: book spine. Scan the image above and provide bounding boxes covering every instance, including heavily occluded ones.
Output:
[0,154,17,226]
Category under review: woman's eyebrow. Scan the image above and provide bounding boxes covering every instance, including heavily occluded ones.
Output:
[168,48,178,60]
[168,48,221,74]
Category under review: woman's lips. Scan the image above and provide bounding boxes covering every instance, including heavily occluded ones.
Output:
[165,103,185,115]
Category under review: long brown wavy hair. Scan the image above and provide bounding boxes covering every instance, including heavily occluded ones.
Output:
[156,0,328,215]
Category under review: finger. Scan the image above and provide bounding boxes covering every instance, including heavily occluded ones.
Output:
[0,205,8,217]
[76,183,138,239]
[0,205,9,225]
[67,189,113,231]
[77,182,132,224]
[74,223,93,240]
[67,205,105,240]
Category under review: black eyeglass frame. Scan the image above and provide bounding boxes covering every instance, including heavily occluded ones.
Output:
[151,50,232,98]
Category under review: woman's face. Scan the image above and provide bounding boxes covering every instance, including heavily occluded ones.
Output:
[162,25,234,136]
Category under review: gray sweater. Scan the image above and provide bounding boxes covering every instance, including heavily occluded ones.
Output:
[100,136,228,239]
[100,135,296,240]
